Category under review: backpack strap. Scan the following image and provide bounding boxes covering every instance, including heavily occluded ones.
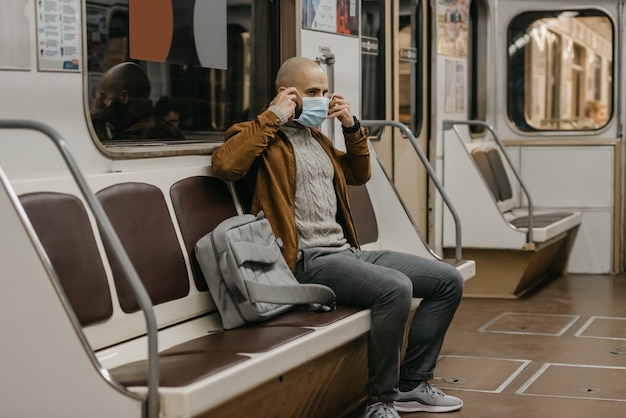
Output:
[245,280,336,308]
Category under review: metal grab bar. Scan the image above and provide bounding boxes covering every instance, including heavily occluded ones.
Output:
[442,119,535,245]
[361,120,463,261]
[0,120,159,418]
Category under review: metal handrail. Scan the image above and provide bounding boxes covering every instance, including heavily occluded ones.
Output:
[0,120,159,418]
[442,119,534,244]
[361,120,463,261]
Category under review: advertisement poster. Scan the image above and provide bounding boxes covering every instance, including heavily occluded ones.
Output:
[36,0,81,71]
[302,0,359,36]
[444,59,465,113]
[437,0,468,57]
[129,0,227,70]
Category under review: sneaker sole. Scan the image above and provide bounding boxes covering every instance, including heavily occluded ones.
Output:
[393,400,463,413]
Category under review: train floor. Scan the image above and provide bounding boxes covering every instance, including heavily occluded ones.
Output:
[349,273,626,418]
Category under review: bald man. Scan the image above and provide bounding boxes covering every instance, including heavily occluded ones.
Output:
[212,57,463,418]
[91,62,185,141]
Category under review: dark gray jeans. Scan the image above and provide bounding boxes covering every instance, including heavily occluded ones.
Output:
[294,247,464,404]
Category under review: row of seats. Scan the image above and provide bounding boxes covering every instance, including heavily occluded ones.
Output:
[18,173,400,417]
[470,146,580,240]
[442,123,581,297]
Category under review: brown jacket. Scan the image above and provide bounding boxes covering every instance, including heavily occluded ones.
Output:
[212,109,371,271]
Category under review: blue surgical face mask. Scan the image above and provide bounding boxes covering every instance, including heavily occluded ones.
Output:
[293,96,330,128]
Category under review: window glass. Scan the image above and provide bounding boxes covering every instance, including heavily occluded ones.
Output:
[361,0,387,122]
[508,11,613,131]
[398,0,423,135]
[468,0,486,134]
[85,0,271,147]
[360,0,423,135]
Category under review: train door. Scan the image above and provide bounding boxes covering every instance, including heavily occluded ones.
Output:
[392,0,430,237]
[442,0,620,273]
[359,0,431,238]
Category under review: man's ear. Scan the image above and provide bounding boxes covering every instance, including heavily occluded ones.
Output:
[119,90,130,104]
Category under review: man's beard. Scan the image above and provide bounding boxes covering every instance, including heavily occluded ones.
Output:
[102,99,129,130]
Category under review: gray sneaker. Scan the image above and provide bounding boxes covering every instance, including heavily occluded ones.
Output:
[364,402,401,418]
[394,381,463,413]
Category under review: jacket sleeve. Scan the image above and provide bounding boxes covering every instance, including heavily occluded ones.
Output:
[335,126,371,186]
[212,109,283,181]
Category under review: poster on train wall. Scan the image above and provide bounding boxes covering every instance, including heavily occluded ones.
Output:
[302,0,359,37]
[36,0,81,71]
[437,0,469,57]
[444,59,465,113]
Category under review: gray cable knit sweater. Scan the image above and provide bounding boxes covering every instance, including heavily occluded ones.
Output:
[281,122,349,252]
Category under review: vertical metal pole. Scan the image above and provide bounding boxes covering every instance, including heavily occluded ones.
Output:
[317,52,335,143]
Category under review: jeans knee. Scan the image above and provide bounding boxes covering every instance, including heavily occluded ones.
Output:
[447,269,465,301]
[372,276,412,326]
[389,276,413,310]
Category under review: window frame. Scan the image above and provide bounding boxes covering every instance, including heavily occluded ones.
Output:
[83,0,279,159]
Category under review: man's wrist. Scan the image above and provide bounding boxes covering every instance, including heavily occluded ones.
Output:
[268,105,289,125]
[341,116,360,133]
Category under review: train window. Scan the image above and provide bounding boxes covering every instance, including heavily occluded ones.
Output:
[508,10,613,132]
[361,0,387,122]
[468,0,487,135]
[398,0,423,135]
[361,0,424,136]
[85,0,275,151]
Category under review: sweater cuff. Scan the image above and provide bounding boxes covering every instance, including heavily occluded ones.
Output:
[268,105,289,125]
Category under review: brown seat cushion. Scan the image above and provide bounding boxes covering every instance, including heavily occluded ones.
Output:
[510,213,574,228]
[109,326,312,387]
[347,184,379,245]
[170,176,238,291]
[109,352,249,387]
[20,192,113,326]
[97,182,189,313]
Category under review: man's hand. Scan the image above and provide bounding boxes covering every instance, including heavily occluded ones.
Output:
[270,87,299,120]
[327,93,354,128]
[91,91,107,114]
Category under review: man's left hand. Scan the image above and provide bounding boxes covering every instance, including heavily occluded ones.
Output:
[327,94,354,128]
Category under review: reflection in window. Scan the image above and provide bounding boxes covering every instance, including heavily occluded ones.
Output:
[85,1,271,145]
[508,11,612,131]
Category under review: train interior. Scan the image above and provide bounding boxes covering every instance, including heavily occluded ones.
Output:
[0,0,625,417]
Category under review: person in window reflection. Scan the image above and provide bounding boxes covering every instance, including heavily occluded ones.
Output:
[584,100,608,128]
[156,96,181,128]
[91,62,185,141]
[212,57,464,418]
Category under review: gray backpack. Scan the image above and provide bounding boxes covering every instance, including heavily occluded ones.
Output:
[195,211,336,329]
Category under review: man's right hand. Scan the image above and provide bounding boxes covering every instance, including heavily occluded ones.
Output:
[91,91,106,114]
[270,87,299,120]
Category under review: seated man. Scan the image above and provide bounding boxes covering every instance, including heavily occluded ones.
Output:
[91,62,185,141]
[212,56,464,417]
